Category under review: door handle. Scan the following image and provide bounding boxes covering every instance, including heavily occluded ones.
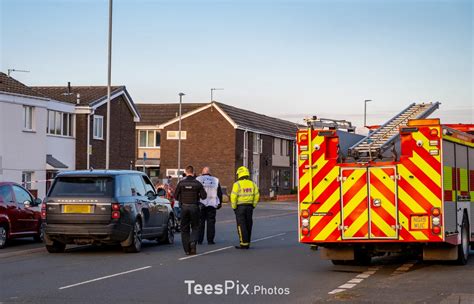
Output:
[373,198,381,207]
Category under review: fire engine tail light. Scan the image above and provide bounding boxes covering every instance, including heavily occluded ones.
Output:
[111,203,121,219]
[431,208,441,234]
[430,128,439,137]
[301,209,310,218]
[302,227,310,236]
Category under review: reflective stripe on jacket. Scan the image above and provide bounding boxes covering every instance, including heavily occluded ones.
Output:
[230,179,260,209]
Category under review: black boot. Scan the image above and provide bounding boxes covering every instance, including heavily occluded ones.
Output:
[190,242,197,255]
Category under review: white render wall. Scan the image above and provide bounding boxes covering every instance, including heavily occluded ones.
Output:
[0,93,75,199]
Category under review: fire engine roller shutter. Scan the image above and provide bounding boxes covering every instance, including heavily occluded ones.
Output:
[398,126,443,241]
[341,168,369,239]
[369,167,398,239]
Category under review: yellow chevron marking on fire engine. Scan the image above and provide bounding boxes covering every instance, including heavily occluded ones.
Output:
[411,151,441,185]
[315,211,341,241]
[370,185,396,218]
[342,169,366,194]
[398,212,429,240]
[398,187,425,214]
[313,167,339,202]
[309,189,340,229]
[398,166,441,206]
[344,209,368,237]
[310,153,330,199]
[412,131,441,162]
[343,185,368,220]
[370,211,396,238]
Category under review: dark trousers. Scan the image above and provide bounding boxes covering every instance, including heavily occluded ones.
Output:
[181,204,200,253]
[198,206,217,243]
[235,205,254,247]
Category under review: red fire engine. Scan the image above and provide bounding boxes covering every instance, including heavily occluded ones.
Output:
[297,103,473,264]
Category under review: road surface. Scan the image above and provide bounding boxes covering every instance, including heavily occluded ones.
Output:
[0,202,473,304]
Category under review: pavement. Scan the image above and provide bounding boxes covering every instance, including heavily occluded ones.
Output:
[0,202,473,304]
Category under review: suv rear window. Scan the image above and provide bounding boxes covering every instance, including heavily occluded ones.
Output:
[49,176,114,197]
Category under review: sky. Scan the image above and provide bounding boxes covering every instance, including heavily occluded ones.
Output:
[1,0,472,131]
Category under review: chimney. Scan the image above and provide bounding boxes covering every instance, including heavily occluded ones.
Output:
[67,82,71,94]
[76,93,81,104]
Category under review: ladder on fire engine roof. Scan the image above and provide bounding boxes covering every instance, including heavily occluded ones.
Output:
[348,102,441,162]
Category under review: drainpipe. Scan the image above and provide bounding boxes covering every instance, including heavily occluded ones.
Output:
[87,113,91,169]
[243,130,248,168]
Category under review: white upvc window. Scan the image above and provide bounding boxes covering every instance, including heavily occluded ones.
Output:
[23,106,34,131]
[47,110,74,137]
[167,131,187,140]
[93,115,104,140]
[166,169,184,178]
[139,130,161,148]
[253,134,263,154]
[22,171,34,190]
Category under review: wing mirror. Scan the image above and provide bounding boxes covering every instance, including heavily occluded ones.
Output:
[33,198,42,206]
[146,191,156,200]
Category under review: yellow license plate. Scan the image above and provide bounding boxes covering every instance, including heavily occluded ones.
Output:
[411,215,429,230]
[63,204,92,214]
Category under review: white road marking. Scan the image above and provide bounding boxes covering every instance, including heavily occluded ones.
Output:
[179,233,287,261]
[59,266,152,290]
[328,266,382,295]
[391,262,416,276]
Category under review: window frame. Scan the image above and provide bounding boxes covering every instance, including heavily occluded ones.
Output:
[21,171,33,190]
[93,115,104,140]
[23,106,34,131]
[47,110,74,137]
[138,130,161,148]
[166,131,187,140]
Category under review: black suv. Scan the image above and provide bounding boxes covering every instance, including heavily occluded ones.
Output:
[43,170,174,253]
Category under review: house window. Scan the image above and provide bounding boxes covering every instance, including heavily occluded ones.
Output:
[253,134,262,154]
[167,131,187,140]
[22,171,33,190]
[166,169,184,178]
[139,130,161,148]
[93,115,104,140]
[47,110,74,137]
[23,106,34,131]
[280,139,289,156]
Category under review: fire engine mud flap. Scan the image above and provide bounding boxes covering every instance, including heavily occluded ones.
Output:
[423,245,458,261]
[320,247,354,260]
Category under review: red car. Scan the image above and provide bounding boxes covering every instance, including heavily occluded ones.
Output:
[0,182,43,248]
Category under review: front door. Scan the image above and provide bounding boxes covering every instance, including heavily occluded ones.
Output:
[341,166,398,240]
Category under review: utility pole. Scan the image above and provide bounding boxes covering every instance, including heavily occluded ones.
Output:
[177,93,185,179]
[364,99,372,128]
[105,0,113,169]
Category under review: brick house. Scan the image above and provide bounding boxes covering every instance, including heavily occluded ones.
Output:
[135,103,206,179]
[136,102,298,196]
[33,85,140,170]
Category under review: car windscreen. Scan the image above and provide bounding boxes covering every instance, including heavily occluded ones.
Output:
[49,176,114,197]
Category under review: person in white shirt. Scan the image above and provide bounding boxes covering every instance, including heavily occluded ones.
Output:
[196,167,223,245]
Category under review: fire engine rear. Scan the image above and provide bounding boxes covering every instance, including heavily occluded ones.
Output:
[297,103,474,265]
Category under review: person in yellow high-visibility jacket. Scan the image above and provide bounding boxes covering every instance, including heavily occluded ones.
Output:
[231,166,260,249]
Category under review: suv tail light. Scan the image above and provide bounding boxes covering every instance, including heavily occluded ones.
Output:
[111,203,120,219]
[41,203,47,220]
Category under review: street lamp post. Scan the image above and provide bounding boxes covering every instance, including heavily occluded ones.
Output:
[210,88,224,102]
[177,93,185,180]
[364,99,372,128]
[105,0,113,169]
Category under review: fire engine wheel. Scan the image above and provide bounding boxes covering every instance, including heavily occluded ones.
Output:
[457,215,469,265]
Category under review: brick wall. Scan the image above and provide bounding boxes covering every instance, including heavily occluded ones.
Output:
[76,95,136,170]
[160,105,236,193]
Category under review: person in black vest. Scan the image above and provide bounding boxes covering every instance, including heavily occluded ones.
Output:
[174,166,207,255]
